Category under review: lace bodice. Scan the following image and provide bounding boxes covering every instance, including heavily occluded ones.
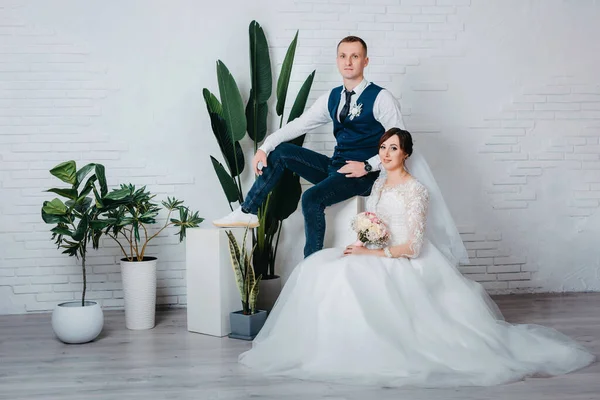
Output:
[365,176,429,258]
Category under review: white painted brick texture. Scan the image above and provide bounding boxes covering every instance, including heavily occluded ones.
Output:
[2,0,600,314]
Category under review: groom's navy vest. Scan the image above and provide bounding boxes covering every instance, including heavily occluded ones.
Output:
[327,83,385,166]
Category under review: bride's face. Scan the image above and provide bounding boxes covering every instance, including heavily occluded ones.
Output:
[379,135,407,172]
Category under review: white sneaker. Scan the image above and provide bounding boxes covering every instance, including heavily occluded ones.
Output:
[213,206,259,228]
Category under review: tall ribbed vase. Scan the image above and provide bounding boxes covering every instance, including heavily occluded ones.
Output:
[120,257,157,330]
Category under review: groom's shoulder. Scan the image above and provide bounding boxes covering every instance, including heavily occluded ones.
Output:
[325,85,344,100]
[374,86,399,102]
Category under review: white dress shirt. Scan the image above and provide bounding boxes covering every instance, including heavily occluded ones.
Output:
[258,78,406,172]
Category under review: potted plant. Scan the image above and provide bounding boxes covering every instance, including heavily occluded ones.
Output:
[204,20,316,311]
[225,228,266,340]
[96,184,204,330]
[41,160,107,344]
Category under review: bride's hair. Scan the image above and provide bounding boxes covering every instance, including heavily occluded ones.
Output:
[379,128,413,157]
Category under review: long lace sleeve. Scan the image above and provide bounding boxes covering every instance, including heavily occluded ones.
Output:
[400,182,429,258]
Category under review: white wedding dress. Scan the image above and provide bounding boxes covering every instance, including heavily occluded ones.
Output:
[238,175,595,387]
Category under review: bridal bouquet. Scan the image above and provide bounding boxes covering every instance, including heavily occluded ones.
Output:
[350,211,390,247]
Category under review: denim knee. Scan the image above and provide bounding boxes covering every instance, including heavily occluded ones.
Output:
[301,188,321,214]
[268,143,297,163]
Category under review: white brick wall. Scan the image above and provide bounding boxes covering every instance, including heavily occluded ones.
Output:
[271,0,600,295]
[0,1,202,314]
[1,0,600,314]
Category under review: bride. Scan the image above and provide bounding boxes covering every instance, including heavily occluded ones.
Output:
[238,128,595,387]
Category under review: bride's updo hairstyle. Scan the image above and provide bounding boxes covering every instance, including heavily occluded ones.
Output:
[378,127,413,157]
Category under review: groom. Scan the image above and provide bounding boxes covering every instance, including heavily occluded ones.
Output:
[214,36,406,258]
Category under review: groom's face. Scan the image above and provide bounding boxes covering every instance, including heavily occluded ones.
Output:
[336,42,369,81]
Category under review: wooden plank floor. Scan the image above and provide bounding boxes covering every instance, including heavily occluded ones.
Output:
[0,293,598,400]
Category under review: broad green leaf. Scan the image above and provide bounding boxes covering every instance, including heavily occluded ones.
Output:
[276,31,298,116]
[203,88,245,177]
[50,161,77,185]
[78,175,97,203]
[46,188,77,200]
[72,197,92,214]
[89,218,117,230]
[216,60,246,142]
[42,198,68,215]
[249,20,272,103]
[104,187,131,201]
[203,88,223,116]
[246,90,269,143]
[210,156,240,204]
[268,169,302,221]
[41,211,69,224]
[75,163,96,189]
[72,217,88,241]
[95,164,107,196]
[288,70,316,123]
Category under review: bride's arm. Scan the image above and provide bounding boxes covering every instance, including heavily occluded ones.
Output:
[383,183,429,259]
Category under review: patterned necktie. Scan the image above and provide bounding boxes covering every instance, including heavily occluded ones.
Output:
[339,90,355,123]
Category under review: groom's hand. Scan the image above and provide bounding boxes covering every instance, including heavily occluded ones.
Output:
[337,161,367,178]
[253,150,268,175]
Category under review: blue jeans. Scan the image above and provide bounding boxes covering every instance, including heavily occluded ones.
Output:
[242,143,378,258]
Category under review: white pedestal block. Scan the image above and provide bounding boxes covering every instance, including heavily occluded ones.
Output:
[185,227,248,337]
[323,196,366,248]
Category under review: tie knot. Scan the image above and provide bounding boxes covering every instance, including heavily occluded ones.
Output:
[345,90,355,99]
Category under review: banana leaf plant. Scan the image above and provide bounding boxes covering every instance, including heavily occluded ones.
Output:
[250,27,316,280]
[226,227,260,315]
[41,160,108,306]
[203,20,316,279]
[92,184,204,262]
[203,61,247,209]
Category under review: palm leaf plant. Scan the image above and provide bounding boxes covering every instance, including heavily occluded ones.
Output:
[93,184,204,261]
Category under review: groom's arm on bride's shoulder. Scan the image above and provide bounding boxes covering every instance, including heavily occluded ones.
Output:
[365,90,407,172]
[383,183,429,259]
[257,91,332,156]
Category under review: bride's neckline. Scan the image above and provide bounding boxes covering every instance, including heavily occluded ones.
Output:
[382,176,415,189]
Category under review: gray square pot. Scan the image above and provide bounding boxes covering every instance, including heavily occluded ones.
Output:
[229,310,267,340]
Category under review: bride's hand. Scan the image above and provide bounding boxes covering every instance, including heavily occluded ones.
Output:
[343,244,371,256]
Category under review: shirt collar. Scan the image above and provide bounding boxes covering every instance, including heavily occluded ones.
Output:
[343,78,369,97]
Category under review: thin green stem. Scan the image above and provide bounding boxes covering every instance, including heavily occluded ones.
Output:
[107,233,129,260]
[139,208,174,260]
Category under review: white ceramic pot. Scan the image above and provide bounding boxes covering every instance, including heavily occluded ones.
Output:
[120,257,157,330]
[52,300,104,344]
